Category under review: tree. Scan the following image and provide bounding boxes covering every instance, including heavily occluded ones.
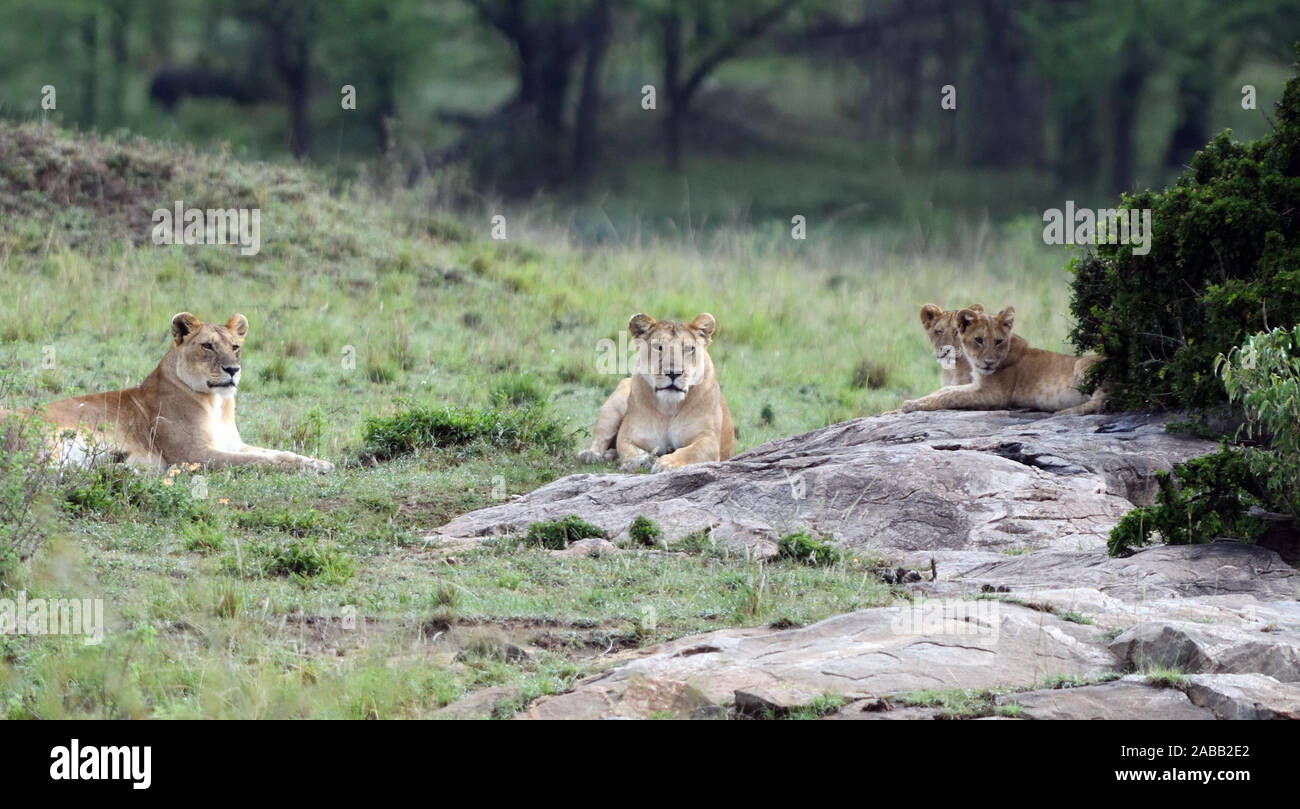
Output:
[648,0,804,169]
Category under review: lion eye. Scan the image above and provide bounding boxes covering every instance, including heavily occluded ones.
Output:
[975,338,984,345]
[232,345,241,353]
[201,343,215,352]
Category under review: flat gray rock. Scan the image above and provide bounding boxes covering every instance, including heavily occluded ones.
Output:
[519,602,1114,720]
[1184,673,1300,720]
[1109,619,1300,682]
[429,410,1215,556]
[1002,676,1213,720]
[957,543,1300,601]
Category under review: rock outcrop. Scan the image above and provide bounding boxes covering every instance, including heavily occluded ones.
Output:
[428,410,1217,559]
[424,410,1300,720]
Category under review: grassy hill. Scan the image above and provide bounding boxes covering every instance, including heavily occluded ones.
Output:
[0,122,1074,717]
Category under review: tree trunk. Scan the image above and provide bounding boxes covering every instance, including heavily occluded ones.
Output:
[572,0,611,180]
[661,7,683,170]
[1165,65,1211,168]
[80,13,98,127]
[1110,39,1147,193]
[108,1,130,127]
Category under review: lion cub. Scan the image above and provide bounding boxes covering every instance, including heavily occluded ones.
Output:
[577,313,735,473]
[920,303,983,387]
[21,312,334,472]
[901,306,1106,415]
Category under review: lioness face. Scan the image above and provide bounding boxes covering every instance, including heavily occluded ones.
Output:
[170,312,248,397]
[958,306,1015,376]
[920,303,983,370]
[629,312,716,402]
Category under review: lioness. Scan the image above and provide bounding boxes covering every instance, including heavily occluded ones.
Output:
[920,302,983,387]
[901,306,1106,415]
[577,313,735,472]
[18,312,334,472]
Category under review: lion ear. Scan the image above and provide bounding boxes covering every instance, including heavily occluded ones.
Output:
[226,314,249,338]
[171,312,201,345]
[689,313,717,344]
[920,304,942,327]
[996,306,1015,330]
[957,308,981,333]
[967,303,984,314]
[628,313,656,339]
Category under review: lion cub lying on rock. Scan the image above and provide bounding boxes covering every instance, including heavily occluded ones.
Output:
[578,313,734,472]
[902,306,1106,415]
[15,312,334,473]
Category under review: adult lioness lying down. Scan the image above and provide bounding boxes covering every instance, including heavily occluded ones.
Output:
[578,313,735,472]
[901,306,1106,415]
[18,312,333,473]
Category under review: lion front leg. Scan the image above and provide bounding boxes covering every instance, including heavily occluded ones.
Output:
[652,436,720,472]
[577,378,629,464]
[190,446,334,473]
[900,382,992,412]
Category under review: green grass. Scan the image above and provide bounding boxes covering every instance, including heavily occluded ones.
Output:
[0,121,1083,718]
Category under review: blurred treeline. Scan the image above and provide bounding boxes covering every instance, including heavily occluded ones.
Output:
[1,0,1298,224]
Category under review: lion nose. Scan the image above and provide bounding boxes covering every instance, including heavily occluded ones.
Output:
[223,365,240,377]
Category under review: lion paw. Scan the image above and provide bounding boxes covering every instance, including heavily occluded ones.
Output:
[577,448,616,464]
[618,454,654,473]
[278,453,334,474]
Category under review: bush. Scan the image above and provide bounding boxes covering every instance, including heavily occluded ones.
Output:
[262,539,355,584]
[1108,325,1300,556]
[628,515,662,547]
[360,402,568,460]
[0,415,58,584]
[1068,51,1300,411]
[523,515,605,549]
[62,464,203,522]
[776,530,843,566]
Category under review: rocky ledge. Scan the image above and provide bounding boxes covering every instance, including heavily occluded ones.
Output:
[426,410,1300,720]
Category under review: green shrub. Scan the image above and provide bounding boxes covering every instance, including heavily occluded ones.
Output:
[62,464,202,523]
[1217,325,1300,517]
[523,515,605,549]
[0,413,59,582]
[776,530,843,566]
[360,402,568,460]
[1068,50,1300,411]
[263,539,355,584]
[1108,449,1270,556]
[1108,325,1300,557]
[490,373,548,408]
[628,515,662,547]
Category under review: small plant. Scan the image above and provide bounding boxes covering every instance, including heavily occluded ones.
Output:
[628,515,662,547]
[263,540,356,585]
[62,463,203,523]
[182,520,227,554]
[776,530,843,567]
[781,694,847,720]
[1144,665,1189,689]
[490,372,548,407]
[523,515,604,549]
[360,402,567,461]
[850,358,889,390]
